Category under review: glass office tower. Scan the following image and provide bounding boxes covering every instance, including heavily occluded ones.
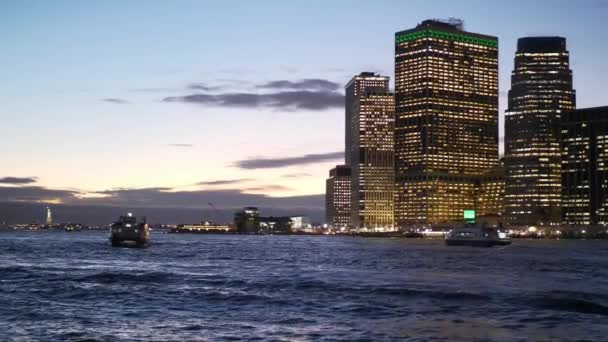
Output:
[505,37,576,227]
[394,19,499,226]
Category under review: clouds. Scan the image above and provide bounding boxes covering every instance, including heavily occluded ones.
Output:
[243,184,292,192]
[281,172,312,178]
[197,179,292,193]
[80,187,322,210]
[0,177,38,185]
[167,143,194,148]
[234,151,343,169]
[0,186,79,203]
[163,90,343,111]
[0,181,321,213]
[101,98,130,104]
[0,177,79,203]
[187,83,223,92]
[163,78,344,111]
[197,179,254,186]
[256,79,340,91]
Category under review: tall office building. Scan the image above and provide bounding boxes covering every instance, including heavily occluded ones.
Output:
[345,73,390,165]
[351,91,395,229]
[504,37,576,227]
[325,165,352,228]
[394,19,499,226]
[475,159,505,222]
[562,107,608,226]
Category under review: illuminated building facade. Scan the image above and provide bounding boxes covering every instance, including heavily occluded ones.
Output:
[351,91,395,229]
[345,72,390,165]
[505,37,576,227]
[325,165,351,227]
[290,216,311,230]
[394,19,499,226]
[562,107,608,226]
[172,222,233,233]
[475,161,505,221]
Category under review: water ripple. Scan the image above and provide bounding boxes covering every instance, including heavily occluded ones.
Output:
[0,231,607,341]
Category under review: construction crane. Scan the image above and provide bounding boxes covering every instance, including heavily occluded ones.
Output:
[207,202,226,224]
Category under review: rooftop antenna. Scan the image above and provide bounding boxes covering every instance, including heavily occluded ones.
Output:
[430,17,464,30]
[447,18,464,30]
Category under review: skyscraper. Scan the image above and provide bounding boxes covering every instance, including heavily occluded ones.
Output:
[504,37,576,227]
[562,106,608,226]
[475,158,505,223]
[325,165,351,228]
[345,73,390,165]
[351,91,395,229]
[394,19,499,226]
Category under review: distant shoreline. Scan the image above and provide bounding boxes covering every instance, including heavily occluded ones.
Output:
[1,228,607,240]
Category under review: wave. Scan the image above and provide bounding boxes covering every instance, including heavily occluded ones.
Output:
[76,271,173,284]
[365,287,491,301]
[533,295,608,316]
[217,277,492,303]
[0,265,36,280]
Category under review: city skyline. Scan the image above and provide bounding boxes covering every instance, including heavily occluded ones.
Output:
[2,0,608,214]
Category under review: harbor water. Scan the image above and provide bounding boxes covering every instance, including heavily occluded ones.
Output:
[0,231,607,341]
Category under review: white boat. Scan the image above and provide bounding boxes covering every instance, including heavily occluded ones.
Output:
[446,224,511,247]
[109,213,150,248]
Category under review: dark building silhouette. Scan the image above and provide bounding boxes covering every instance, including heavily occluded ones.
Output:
[504,37,576,227]
[234,207,260,234]
[351,90,395,229]
[258,216,292,234]
[562,107,608,226]
[325,165,351,227]
[345,72,390,165]
[394,19,499,226]
[234,207,293,234]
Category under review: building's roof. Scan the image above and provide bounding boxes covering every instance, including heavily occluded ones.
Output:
[517,36,566,53]
[395,19,497,41]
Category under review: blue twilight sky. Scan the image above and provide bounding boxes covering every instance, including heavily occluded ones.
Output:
[1,0,607,209]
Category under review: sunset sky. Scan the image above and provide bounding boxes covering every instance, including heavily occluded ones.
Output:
[1,0,607,212]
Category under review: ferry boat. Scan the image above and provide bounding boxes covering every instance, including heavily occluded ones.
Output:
[445,223,511,247]
[109,213,150,247]
[170,221,233,234]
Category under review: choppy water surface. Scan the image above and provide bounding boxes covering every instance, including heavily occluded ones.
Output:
[0,232,607,341]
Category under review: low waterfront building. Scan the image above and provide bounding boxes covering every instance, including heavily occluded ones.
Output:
[259,216,292,234]
[290,216,311,230]
[171,221,234,233]
[234,207,293,234]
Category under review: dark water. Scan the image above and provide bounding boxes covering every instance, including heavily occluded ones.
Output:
[1,232,607,341]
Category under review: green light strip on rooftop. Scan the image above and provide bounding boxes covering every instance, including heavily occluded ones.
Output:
[396,29,497,48]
